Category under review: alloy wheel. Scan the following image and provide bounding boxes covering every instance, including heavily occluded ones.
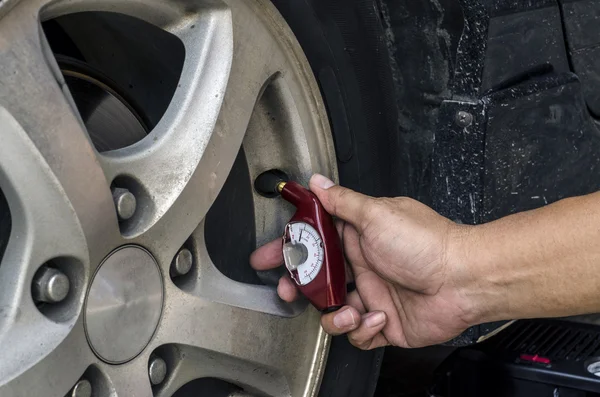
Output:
[0,0,337,395]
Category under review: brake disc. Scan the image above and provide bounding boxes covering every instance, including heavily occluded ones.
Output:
[58,56,148,152]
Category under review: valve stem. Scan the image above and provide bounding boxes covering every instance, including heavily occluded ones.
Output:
[254,169,289,198]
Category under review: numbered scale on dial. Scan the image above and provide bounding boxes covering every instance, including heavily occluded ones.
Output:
[283,222,324,286]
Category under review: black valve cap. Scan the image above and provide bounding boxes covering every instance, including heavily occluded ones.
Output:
[254,169,289,198]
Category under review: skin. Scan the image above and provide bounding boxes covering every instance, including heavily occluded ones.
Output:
[250,174,600,349]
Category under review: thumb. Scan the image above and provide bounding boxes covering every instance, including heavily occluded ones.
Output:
[309,174,373,231]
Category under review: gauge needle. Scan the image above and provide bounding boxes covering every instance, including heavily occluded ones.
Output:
[299,229,303,241]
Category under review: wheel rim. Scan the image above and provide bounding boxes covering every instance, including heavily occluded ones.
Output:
[0,0,337,395]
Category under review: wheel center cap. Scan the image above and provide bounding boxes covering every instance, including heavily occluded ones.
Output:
[85,246,163,363]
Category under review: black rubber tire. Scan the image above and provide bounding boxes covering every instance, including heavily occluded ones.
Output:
[271,1,401,396]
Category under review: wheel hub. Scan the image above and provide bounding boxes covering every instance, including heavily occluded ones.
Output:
[84,246,163,364]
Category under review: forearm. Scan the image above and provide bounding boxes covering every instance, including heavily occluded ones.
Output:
[455,192,600,325]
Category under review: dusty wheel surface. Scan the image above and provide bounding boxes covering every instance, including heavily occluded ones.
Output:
[0,0,338,395]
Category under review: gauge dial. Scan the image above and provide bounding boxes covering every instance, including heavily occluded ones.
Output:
[283,222,324,286]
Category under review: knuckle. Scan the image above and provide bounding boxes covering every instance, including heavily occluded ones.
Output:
[393,196,415,210]
[362,199,386,224]
[378,196,404,209]
[373,197,394,210]
[365,197,414,222]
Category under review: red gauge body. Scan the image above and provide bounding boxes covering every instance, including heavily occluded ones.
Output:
[280,181,346,312]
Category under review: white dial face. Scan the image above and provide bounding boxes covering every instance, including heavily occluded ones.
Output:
[284,222,324,286]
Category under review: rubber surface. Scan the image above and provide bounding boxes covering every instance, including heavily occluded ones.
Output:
[271,0,401,395]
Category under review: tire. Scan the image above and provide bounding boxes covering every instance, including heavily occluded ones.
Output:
[272,1,401,395]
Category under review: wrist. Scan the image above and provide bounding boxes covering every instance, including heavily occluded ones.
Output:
[445,223,507,327]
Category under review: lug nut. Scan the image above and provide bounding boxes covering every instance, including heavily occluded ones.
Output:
[112,187,136,220]
[148,356,167,385]
[170,248,193,277]
[32,266,70,303]
[70,379,92,397]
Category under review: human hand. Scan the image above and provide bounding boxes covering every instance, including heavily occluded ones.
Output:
[250,174,477,349]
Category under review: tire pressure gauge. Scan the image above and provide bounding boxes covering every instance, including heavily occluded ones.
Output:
[275,179,346,312]
[283,222,324,286]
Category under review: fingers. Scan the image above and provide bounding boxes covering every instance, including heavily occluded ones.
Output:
[250,240,300,302]
[250,235,354,302]
[309,174,373,231]
[320,306,389,350]
[277,275,299,302]
[320,305,361,336]
[347,311,388,350]
[250,239,283,271]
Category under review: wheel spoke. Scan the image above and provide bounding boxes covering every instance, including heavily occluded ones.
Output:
[42,0,189,28]
[0,0,119,261]
[97,6,235,238]
[155,344,290,397]
[0,4,116,392]
[0,321,94,396]
[188,222,307,317]
[0,107,94,389]
[154,285,327,397]
[135,3,287,264]
[151,222,327,397]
